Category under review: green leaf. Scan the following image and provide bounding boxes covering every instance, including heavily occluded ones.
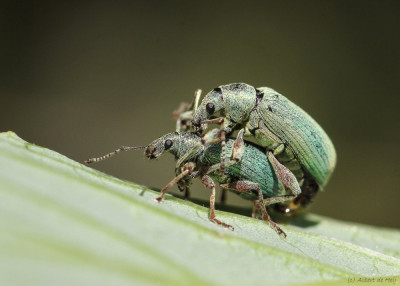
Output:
[0,131,399,286]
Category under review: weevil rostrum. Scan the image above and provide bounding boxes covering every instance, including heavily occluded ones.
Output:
[86,131,301,237]
[177,83,336,215]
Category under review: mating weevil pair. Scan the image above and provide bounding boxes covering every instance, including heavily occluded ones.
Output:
[86,83,336,237]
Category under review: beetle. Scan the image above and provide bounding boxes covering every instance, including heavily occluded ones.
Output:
[85,131,301,237]
[188,83,336,215]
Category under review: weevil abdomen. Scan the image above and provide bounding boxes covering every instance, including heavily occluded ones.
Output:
[200,140,287,199]
[249,87,336,189]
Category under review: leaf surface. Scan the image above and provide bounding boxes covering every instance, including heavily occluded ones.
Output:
[0,131,399,286]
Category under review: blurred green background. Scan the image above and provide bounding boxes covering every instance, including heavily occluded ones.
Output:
[1,1,399,228]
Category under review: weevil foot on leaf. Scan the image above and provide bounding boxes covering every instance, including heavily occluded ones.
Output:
[271,223,287,238]
[209,217,234,231]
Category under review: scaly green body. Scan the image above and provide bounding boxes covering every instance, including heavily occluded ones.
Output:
[247,87,336,189]
[144,132,285,200]
[147,131,293,235]
[199,139,285,200]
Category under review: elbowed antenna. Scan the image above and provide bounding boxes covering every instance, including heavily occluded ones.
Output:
[85,145,146,164]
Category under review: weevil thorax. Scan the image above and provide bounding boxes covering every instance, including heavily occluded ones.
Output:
[145,132,202,161]
[192,83,257,133]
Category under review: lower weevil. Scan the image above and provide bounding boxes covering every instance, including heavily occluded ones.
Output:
[86,131,301,237]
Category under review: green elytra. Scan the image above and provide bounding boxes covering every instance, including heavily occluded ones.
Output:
[190,83,336,214]
[85,131,300,237]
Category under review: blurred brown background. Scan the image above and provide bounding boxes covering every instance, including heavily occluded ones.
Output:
[1,1,399,228]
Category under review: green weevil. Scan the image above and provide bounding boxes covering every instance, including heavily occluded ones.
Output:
[85,131,301,237]
[186,83,336,215]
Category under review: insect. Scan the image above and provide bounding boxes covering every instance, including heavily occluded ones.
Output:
[85,131,301,237]
[181,83,337,215]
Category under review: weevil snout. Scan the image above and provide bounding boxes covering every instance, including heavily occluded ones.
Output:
[192,120,202,132]
[144,133,183,160]
[192,120,208,134]
[145,145,158,159]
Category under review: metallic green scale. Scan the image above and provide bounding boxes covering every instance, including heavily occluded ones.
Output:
[199,139,286,199]
[248,87,336,189]
[149,132,286,200]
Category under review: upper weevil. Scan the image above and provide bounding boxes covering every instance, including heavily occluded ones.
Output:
[187,83,336,215]
[85,131,301,237]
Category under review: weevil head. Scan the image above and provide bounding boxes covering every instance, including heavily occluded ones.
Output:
[192,83,258,133]
[145,132,202,160]
[191,86,225,132]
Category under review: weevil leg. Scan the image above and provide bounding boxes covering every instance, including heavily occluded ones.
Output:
[204,159,237,175]
[176,144,202,169]
[267,151,301,197]
[200,175,234,230]
[220,181,286,237]
[155,170,190,203]
[172,89,202,132]
[201,127,226,145]
[220,189,227,205]
[231,129,245,162]
[155,163,195,203]
[200,127,228,177]
[175,113,183,132]
[252,200,260,219]
[200,117,225,126]
[202,127,245,175]
[172,102,191,119]
[184,189,190,199]
[173,103,190,132]
[176,169,192,199]
[219,130,227,177]
[203,161,227,203]
[276,177,319,215]
[263,195,296,206]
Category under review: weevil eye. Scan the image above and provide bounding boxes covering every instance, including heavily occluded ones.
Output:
[206,103,215,115]
[164,139,173,150]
